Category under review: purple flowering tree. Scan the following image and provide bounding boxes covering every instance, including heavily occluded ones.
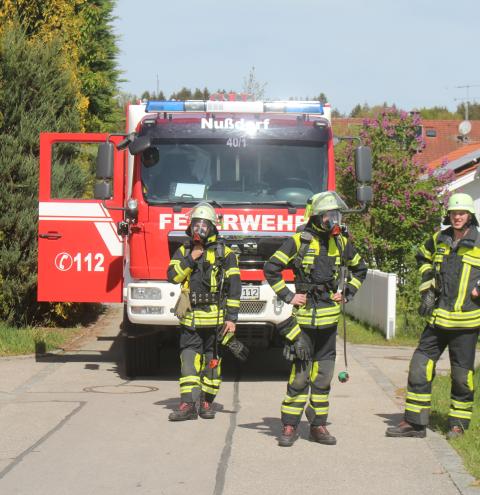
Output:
[335,108,453,333]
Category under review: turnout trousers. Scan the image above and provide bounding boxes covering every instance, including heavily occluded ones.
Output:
[178,325,221,403]
[281,327,337,427]
[405,324,479,430]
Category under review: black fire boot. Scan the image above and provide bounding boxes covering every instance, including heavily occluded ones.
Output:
[168,402,198,421]
[385,420,426,438]
[278,424,299,447]
[310,425,337,445]
[199,400,216,419]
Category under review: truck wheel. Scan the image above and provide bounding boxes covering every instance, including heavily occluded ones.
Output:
[122,308,159,379]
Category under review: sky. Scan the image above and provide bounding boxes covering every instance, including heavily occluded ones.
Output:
[113,0,480,116]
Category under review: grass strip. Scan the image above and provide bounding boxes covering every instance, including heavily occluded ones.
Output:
[342,315,419,346]
[430,367,480,481]
[0,323,83,356]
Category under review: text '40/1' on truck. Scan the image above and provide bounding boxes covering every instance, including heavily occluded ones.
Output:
[38,98,372,377]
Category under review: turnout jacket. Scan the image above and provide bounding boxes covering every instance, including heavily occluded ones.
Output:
[264,227,367,331]
[417,226,480,330]
[168,237,241,330]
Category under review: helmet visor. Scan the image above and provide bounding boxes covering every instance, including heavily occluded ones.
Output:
[191,219,212,241]
[322,210,342,231]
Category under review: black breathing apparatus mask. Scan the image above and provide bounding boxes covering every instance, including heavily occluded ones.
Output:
[190,218,212,242]
[312,210,342,235]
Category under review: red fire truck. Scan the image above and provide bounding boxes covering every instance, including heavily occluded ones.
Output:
[38,98,371,377]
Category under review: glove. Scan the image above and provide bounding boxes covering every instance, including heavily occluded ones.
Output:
[224,336,249,362]
[418,289,436,317]
[283,342,296,362]
[293,332,311,361]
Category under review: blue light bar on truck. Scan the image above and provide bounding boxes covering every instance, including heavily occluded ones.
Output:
[145,100,324,114]
[264,101,324,114]
[145,101,185,112]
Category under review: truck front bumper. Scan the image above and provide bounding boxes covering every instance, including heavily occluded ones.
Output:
[125,281,294,326]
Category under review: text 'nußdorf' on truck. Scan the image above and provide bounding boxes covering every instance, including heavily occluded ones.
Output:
[37,97,372,377]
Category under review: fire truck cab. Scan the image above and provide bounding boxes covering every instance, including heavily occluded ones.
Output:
[38,98,372,377]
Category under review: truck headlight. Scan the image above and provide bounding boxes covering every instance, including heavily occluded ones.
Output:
[131,287,162,300]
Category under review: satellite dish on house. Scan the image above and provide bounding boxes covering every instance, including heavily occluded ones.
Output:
[459,120,472,136]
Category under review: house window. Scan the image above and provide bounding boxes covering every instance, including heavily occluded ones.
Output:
[426,129,437,138]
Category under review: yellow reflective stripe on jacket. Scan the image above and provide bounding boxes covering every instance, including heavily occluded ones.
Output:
[209,266,218,292]
[172,263,193,283]
[348,252,361,267]
[435,307,480,320]
[226,298,240,308]
[431,306,480,328]
[462,254,480,266]
[327,236,342,257]
[286,323,301,341]
[296,315,340,327]
[418,244,433,261]
[419,263,432,275]
[296,304,340,316]
[432,316,480,329]
[272,279,286,293]
[272,250,290,265]
[226,267,240,277]
[180,308,226,327]
[454,263,471,311]
[349,276,362,289]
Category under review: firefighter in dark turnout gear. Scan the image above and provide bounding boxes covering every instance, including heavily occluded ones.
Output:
[386,193,480,440]
[264,192,367,446]
[167,202,242,421]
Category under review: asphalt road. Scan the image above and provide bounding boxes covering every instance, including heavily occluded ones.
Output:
[0,305,478,495]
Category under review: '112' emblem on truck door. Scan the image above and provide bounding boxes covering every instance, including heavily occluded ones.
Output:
[55,252,105,272]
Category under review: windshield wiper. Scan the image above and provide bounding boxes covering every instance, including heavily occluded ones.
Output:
[261,201,298,211]
[147,198,224,207]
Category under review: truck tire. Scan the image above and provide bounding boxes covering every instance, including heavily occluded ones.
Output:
[123,307,159,379]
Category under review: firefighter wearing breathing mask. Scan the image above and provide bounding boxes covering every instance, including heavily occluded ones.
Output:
[387,192,480,440]
[167,202,246,422]
[264,191,367,447]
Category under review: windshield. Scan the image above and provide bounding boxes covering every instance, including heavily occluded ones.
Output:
[140,140,328,205]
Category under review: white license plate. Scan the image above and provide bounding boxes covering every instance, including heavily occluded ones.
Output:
[241,286,260,300]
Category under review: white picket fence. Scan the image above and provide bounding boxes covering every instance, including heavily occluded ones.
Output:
[345,269,397,339]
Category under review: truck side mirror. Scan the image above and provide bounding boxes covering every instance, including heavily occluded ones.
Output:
[129,135,152,155]
[96,142,114,179]
[94,181,112,200]
[356,184,372,203]
[354,146,372,183]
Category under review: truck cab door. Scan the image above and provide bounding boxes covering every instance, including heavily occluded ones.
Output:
[38,133,125,302]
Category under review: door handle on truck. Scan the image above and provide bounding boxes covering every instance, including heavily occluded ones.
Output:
[39,232,62,240]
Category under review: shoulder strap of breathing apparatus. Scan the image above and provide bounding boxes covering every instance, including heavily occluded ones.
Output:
[293,231,313,272]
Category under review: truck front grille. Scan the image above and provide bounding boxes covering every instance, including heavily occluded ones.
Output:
[239,300,267,314]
